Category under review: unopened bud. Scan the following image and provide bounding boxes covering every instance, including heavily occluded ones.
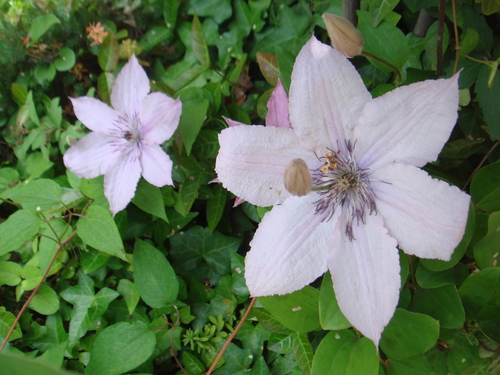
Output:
[322,13,363,58]
[284,159,312,197]
[66,135,77,146]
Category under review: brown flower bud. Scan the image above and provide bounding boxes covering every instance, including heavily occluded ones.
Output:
[322,13,363,58]
[284,158,313,197]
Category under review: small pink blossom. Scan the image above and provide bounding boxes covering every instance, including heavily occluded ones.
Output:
[64,55,181,214]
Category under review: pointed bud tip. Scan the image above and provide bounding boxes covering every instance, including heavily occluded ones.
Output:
[284,158,312,197]
[322,13,363,58]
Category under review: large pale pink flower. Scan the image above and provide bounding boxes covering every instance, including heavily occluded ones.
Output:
[64,55,182,215]
[215,36,470,346]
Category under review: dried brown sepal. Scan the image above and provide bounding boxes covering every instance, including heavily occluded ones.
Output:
[322,13,363,58]
[284,158,313,197]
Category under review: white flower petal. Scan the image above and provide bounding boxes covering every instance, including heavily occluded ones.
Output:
[329,213,400,346]
[140,144,173,187]
[371,163,470,260]
[70,97,121,133]
[104,150,142,215]
[63,132,120,179]
[266,79,291,128]
[355,74,459,170]
[215,125,316,207]
[289,36,371,153]
[246,195,336,296]
[111,54,150,118]
[139,93,182,144]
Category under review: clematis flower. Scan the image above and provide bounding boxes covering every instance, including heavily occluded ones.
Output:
[64,55,181,215]
[215,36,470,346]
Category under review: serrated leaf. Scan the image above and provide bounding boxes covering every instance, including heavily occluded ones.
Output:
[29,14,60,43]
[86,321,156,375]
[77,204,126,260]
[0,209,41,257]
[98,32,119,72]
[133,239,178,308]
[191,13,210,67]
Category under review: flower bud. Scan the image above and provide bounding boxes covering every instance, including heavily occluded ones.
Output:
[322,13,363,58]
[284,158,312,197]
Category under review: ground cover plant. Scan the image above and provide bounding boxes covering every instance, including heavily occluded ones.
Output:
[0,0,499,374]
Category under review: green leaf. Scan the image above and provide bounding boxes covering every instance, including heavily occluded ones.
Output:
[26,91,40,125]
[459,28,479,57]
[217,342,253,374]
[292,332,313,375]
[0,168,18,192]
[0,262,22,286]
[6,179,61,211]
[357,11,409,77]
[387,355,432,375]
[21,265,43,291]
[319,272,350,330]
[117,279,140,315]
[54,47,76,71]
[207,183,227,233]
[133,239,178,308]
[97,72,114,106]
[191,13,210,67]
[369,0,401,27]
[30,284,60,315]
[29,14,61,43]
[415,263,469,289]
[179,89,210,155]
[182,351,205,375]
[34,64,56,85]
[412,285,465,329]
[471,159,500,213]
[77,204,126,260]
[131,179,168,221]
[175,170,204,216]
[11,83,28,106]
[380,309,439,360]
[26,152,54,179]
[259,286,321,333]
[140,26,173,51]
[0,352,76,375]
[98,32,119,72]
[86,321,156,375]
[459,267,500,322]
[256,52,279,86]
[311,330,378,375]
[189,0,232,24]
[164,0,179,29]
[170,226,241,275]
[0,209,41,257]
[424,21,449,71]
[0,310,22,341]
[473,211,500,269]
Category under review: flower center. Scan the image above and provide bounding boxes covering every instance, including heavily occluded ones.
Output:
[312,141,376,240]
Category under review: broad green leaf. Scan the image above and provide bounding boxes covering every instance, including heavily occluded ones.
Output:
[174,170,204,216]
[292,332,313,375]
[459,28,480,57]
[182,351,205,375]
[473,211,500,269]
[80,248,108,274]
[0,209,41,257]
[29,14,60,43]
[191,13,210,67]
[471,159,500,213]
[34,64,56,85]
[170,226,241,275]
[54,47,76,71]
[6,179,61,211]
[0,352,76,375]
[412,285,465,329]
[259,286,321,333]
[21,265,43,291]
[189,0,232,24]
[77,204,126,260]
[11,83,28,106]
[319,272,350,330]
[369,0,400,27]
[98,32,119,72]
[415,263,469,289]
[253,308,293,335]
[459,267,500,322]
[380,309,439,360]
[30,284,60,315]
[206,183,227,233]
[131,179,168,221]
[179,88,210,155]
[133,239,178,308]
[0,262,22,286]
[387,355,432,375]
[311,330,378,375]
[0,310,22,341]
[86,321,156,375]
[192,129,220,160]
[97,72,114,106]
[26,152,54,179]
[216,342,253,374]
[479,0,500,15]
[164,0,179,29]
[0,168,19,192]
[26,91,40,125]
[357,11,409,77]
[117,279,140,315]
[420,203,475,271]
[424,21,449,71]
[46,188,86,214]
[140,26,173,51]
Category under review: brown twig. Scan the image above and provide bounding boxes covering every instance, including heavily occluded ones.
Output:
[463,140,499,190]
[437,0,446,76]
[205,297,257,375]
[0,230,78,351]
[343,0,360,26]
[451,0,461,74]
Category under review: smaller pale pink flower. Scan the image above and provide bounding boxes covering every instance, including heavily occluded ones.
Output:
[64,55,181,214]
